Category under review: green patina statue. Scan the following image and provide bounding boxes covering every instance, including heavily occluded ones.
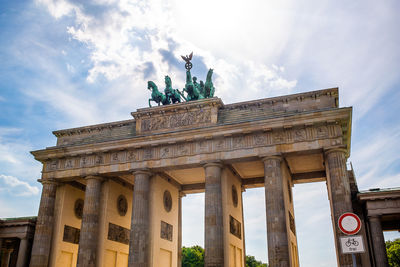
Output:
[148,81,169,107]
[183,70,203,101]
[204,68,215,98]
[147,52,216,107]
[164,75,183,103]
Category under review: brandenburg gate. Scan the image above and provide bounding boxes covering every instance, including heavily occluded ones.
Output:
[29,85,358,266]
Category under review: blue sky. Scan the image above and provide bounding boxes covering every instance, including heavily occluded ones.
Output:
[1,0,400,265]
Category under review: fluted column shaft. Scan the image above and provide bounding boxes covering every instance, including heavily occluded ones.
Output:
[325,148,353,266]
[77,176,104,267]
[204,162,224,267]
[128,170,151,267]
[16,237,29,267]
[369,216,388,267]
[1,249,13,267]
[263,156,290,267]
[30,179,58,267]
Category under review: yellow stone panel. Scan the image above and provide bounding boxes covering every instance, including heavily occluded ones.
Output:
[159,248,172,267]
[104,249,117,267]
[59,251,73,267]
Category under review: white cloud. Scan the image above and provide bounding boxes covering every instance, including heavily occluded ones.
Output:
[350,125,400,189]
[0,174,39,196]
[35,0,296,104]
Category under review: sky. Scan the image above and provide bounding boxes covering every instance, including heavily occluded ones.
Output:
[1,0,400,265]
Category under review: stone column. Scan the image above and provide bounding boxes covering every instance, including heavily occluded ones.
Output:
[30,179,58,267]
[262,155,290,267]
[325,148,353,266]
[77,176,104,267]
[177,192,185,267]
[16,238,29,267]
[369,216,388,267]
[128,170,151,267]
[1,249,13,267]
[204,162,224,267]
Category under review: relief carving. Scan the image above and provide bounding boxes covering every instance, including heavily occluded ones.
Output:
[49,124,342,172]
[273,131,285,144]
[213,138,225,151]
[253,134,266,146]
[74,199,84,219]
[160,147,170,158]
[80,156,88,167]
[229,215,241,239]
[63,225,80,244]
[108,223,130,245]
[127,150,137,161]
[160,221,173,241]
[163,190,172,212]
[65,159,74,169]
[141,110,211,132]
[143,148,153,160]
[232,136,244,149]
[117,195,128,216]
[232,185,238,207]
[48,160,58,171]
[95,154,104,164]
[316,125,328,138]
[177,144,190,156]
[294,128,306,141]
[198,140,209,152]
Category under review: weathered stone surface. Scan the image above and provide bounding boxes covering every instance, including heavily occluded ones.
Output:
[77,176,104,267]
[128,170,151,267]
[369,216,389,267]
[263,156,290,267]
[204,162,224,267]
[30,180,57,267]
[325,148,353,266]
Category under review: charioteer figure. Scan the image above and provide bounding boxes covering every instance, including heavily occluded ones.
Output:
[147,52,216,107]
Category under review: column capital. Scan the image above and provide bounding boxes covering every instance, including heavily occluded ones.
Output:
[202,161,223,168]
[179,191,186,198]
[37,178,59,185]
[84,175,105,182]
[260,153,283,162]
[131,168,152,176]
[324,147,347,157]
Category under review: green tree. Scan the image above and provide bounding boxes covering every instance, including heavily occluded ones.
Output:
[182,245,204,267]
[246,255,268,267]
[386,238,400,267]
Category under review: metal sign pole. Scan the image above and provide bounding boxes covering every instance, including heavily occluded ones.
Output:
[352,253,356,267]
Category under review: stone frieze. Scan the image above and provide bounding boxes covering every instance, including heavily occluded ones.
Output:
[44,124,343,172]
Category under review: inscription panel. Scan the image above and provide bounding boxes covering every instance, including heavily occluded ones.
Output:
[108,223,130,245]
[63,225,80,244]
[141,110,211,133]
[229,215,242,239]
[161,221,173,241]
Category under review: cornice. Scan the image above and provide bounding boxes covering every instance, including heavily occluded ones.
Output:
[30,107,351,162]
[52,119,135,138]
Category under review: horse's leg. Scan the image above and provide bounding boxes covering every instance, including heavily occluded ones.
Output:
[149,99,152,107]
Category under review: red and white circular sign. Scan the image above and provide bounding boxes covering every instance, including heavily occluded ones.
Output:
[338,212,361,235]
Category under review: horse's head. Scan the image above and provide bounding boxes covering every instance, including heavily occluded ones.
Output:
[148,81,154,91]
[165,76,171,87]
[207,68,213,79]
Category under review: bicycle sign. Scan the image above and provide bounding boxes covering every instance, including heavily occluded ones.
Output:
[340,235,365,254]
